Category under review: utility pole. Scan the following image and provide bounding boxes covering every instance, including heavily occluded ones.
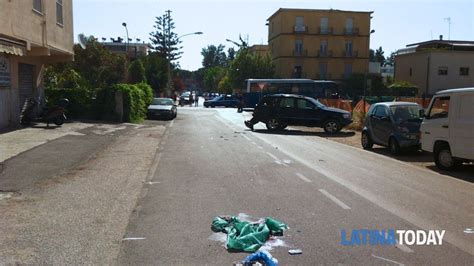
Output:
[444,17,451,40]
[165,10,173,97]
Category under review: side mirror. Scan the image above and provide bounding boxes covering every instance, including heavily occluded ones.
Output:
[381,116,391,121]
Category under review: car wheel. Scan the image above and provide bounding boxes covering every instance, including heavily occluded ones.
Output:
[389,137,400,155]
[361,131,373,150]
[266,118,281,131]
[211,105,215,108]
[278,123,287,130]
[434,144,460,171]
[323,119,341,133]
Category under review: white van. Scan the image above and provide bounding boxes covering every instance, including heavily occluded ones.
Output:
[420,88,474,170]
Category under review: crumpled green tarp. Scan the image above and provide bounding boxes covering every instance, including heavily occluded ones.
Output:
[211,216,288,252]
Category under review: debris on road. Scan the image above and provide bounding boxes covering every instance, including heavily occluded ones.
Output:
[288,248,302,255]
[242,250,279,266]
[211,215,288,252]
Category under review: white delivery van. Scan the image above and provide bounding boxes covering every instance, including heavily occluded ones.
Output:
[420,88,474,170]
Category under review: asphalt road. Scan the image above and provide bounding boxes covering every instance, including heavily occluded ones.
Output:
[117,107,473,265]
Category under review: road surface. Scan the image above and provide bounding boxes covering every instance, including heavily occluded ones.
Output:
[117,107,473,265]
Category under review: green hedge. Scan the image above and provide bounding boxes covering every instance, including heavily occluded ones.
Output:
[96,83,150,123]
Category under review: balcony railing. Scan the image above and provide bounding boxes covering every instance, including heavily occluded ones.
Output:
[318,27,333,35]
[293,49,308,56]
[342,50,358,57]
[317,50,333,58]
[293,25,308,33]
[344,27,359,35]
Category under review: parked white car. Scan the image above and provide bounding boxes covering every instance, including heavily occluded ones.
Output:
[420,88,474,170]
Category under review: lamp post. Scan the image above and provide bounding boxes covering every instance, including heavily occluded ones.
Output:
[226,38,242,48]
[165,31,203,96]
[122,22,129,55]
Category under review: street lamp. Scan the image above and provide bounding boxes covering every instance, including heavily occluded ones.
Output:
[122,22,129,54]
[165,31,203,96]
[226,38,242,48]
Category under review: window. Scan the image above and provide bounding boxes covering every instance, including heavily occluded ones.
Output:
[297,99,314,109]
[320,40,328,55]
[320,17,329,33]
[374,106,388,118]
[295,16,304,27]
[409,68,412,76]
[438,66,448,75]
[345,41,353,56]
[344,63,352,79]
[295,40,303,55]
[460,67,469,76]
[428,96,450,119]
[319,63,328,79]
[280,98,295,108]
[56,0,64,25]
[345,18,354,33]
[33,0,42,13]
[293,66,302,78]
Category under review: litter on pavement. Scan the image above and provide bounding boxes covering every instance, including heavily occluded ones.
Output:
[211,215,288,253]
[288,248,303,255]
[241,250,279,266]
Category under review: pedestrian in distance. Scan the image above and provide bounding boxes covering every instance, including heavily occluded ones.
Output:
[195,95,199,107]
[237,94,243,113]
[189,93,194,107]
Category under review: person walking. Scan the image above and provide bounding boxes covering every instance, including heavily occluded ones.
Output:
[189,93,194,107]
[195,94,199,107]
[237,93,243,113]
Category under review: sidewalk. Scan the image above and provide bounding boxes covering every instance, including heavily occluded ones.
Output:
[0,122,167,264]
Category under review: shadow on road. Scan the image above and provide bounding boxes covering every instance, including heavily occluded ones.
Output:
[253,128,356,138]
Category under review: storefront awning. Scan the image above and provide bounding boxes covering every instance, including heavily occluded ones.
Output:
[0,40,26,56]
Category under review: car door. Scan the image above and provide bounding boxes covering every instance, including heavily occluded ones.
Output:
[278,97,297,124]
[421,96,450,152]
[372,106,391,145]
[450,93,474,160]
[295,98,319,126]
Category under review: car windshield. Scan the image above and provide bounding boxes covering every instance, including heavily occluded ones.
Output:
[151,98,174,105]
[390,105,422,122]
[181,92,190,96]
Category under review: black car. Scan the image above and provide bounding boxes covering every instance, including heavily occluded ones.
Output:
[204,95,239,108]
[361,102,422,154]
[244,94,352,133]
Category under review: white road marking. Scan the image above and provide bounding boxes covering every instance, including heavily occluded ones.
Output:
[251,142,256,145]
[371,254,405,266]
[266,152,280,161]
[242,135,251,141]
[257,146,263,149]
[464,228,474,234]
[122,237,146,241]
[146,181,161,185]
[169,119,175,128]
[275,160,283,165]
[318,189,351,210]
[295,173,312,183]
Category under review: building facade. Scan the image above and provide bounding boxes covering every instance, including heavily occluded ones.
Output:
[102,39,149,60]
[395,40,474,96]
[249,44,269,57]
[0,0,74,128]
[267,8,372,80]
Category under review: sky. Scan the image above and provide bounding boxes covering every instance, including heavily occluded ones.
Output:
[74,0,474,71]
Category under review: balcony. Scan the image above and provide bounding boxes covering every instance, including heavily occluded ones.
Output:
[293,25,308,33]
[317,50,333,58]
[318,27,333,35]
[342,50,358,57]
[292,49,308,57]
[344,27,359,35]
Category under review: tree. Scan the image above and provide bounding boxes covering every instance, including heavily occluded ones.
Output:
[369,49,375,62]
[201,44,227,68]
[149,10,183,65]
[143,52,169,95]
[227,49,274,90]
[203,66,226,92]
[128,60,146,84]
[385,51,396,66]
[227,48,236,62]
[375,47,385,66]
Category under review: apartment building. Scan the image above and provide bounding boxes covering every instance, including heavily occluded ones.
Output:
[0,0,74,128]
[101,38,149,60]
[267,8,373,80]
[249,44,270,57]
[395,39,474,96]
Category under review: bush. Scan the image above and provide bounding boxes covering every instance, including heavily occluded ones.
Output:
[135,82,153,106]
[45,88,94,118]
[95,84,148,123]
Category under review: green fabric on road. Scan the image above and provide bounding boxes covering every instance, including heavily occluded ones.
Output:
[211,216,288,252]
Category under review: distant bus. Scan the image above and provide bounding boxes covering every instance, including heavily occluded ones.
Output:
[242,79,339,108]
